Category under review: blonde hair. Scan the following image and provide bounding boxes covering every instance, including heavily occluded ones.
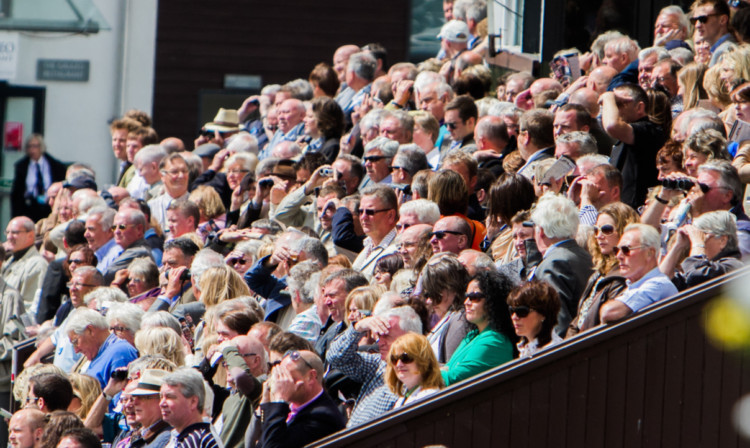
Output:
[135,326,186,366]
[678,62,708,111]
[198,265,251,307]
[344,286,379,326]
[68,373,101,419]
[189,186,226,220]
[703,64,731,108]
[385,333,444,396]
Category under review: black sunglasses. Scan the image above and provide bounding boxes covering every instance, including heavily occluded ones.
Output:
[389,352,415,364]
[431,230,464,240]
[508,305,532,318]
[689,13,720,24]
[364,155,388,163]
[445,122,459,130]
[465,292,486,302]
[359,208,391,216]
[593,224,616,236]
[229,258,247,265]
[612,245,643,256]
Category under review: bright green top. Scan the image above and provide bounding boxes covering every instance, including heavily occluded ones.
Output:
[441,327,513,386]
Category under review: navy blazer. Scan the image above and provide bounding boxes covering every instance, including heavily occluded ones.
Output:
[11,153,68,221]
[258,391,346,448]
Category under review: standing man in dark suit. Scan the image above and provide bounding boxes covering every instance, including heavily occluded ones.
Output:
[258,350,346,447]
[530,193,593,336]
[11,134,68,222]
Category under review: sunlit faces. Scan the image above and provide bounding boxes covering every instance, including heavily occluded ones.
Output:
[112,129,128,161]
[323,279,348,322]
[511,221,534,259]
[683,148,708,177]
[463,280,488,327]
[160,158,189,197]
[594,213,620,256]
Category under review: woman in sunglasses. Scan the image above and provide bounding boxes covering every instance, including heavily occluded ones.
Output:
[567,202,639,337]
[507,281,562,359]
[385,333,444,409]
[441,270,516,386]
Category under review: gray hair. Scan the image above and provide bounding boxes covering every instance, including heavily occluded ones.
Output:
[365,136,399,158]
[453,0,487,22]
[87,207,116,232]
[66,308,108,334]
[385,305,423,335]
[163,367,206,412]
[361,184,399,212]
[591,30,626,59]
[226,152,258,173]
[531,193,580,239]
[476,97,501,118]
[72,266,104,286]
[283,78,314,101]
[659,5,690,35]
[127,257,159,288]
[134,144,167,166]
[83,286,128,308]
[698,159,743,204]
[670,47,694,66]
[360,109,388,135]
[679,107,719,137]
[106,303,145,333]
[555,131,597,157]
[226,132,259,154]
[604,37,640,61]
[576,154,611,173]
[118,209,146,228]
[287,261,321,305]
[638,46,670,63]
[399,199,440,225]
[292,237,328,267]
[234,240,264,265]
[623,223,660,251]
[190,249,226,287]
[393,144,430,176]
[488,102,523,121]
[693,210,739,252]
[141,311,182,336]
[255,157,279,178]
[414,71,444,95]
[420,81,454,102]
[347,52,377,82]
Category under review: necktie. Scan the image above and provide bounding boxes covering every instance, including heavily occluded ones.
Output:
[34,162,44,197]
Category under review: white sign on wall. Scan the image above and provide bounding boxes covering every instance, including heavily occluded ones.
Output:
[0,31,18,80]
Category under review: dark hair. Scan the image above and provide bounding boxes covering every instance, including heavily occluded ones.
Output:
[309,62,340,97]
[558,103,592,129]
[420,256,470,312]
[469,270,518,348]
[217,307,261,336]
[732,6,750,43]
[323,269,369,293]
[589,164,623,191]
[488,173,536,225]
[268,331,315,354]
[656,140,684,169]
[445,95,478,122]
[64,220,87,247]
[374,253,405,276]
[519,109,554,148]
[453,73,486,100]
[646,88,672,135]
[64,244,97,279]
[30,373,74,411]
[428,170,469,215]
[39,411,84,448]
[58,428,101,448]
[614,83,649,110]
[163,237,200,258]
[363,42,388,68]
[295,152,326,175]
[507,281,560,347]
[731,81,750,103]
[166,199,200,228]
[475,168,496,195]
[119,197,152,221]
[311,97,345,139]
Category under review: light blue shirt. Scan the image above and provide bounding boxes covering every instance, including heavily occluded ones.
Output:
[51,317,82,373]
[95,238,120,274]
[260,122,305,160]
[616,267,678,313]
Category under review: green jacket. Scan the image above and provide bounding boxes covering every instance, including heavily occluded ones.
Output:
[441,327,513,387]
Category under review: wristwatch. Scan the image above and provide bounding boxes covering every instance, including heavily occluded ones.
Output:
[103,392,115,401]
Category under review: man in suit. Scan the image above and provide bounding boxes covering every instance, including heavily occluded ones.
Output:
[11,134,68,222]
[104,209,153,284]
[516,109,555,181]
[258,350,346,447]
[530,194,593,336]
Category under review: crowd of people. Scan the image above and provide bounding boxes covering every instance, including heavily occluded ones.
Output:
[3,0,750,446]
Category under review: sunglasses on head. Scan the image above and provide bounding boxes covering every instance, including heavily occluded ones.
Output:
[284,350,315,370]
[508,305,532,318]
[465,292,486,302]
[431,230,463,240]
[390,352,415,364]
[593,224,616,236]
[612,245,643,256]
[689,13,720,24]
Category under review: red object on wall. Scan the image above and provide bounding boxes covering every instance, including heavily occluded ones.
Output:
[4,122,22,150]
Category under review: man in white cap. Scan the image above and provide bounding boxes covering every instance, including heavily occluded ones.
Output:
[130,369,172,448]
[438,20,470,60]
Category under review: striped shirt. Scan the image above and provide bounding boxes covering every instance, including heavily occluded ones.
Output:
[172,422,223,448]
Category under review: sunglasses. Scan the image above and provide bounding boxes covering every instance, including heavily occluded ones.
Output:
[364,155,388,163]
[229,258,247,265]
[593,224,616,236]
[390,352,415,364]
[110,326,128,333]
[359,208,391,216]
[689,13,720,24]
[284,350,315,370]
[612,245,643,256]
[508,305,532,318]
[390,165,405,171]
[465,292,486,302]
[445,122,459,130]
[430,230,464,240]
[111,224,135,231]
[396,223,412,231]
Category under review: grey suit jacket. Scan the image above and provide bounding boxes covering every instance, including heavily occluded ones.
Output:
[103,239,154,284]
[533,239,593,336]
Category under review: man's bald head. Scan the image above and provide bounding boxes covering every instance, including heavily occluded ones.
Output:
[278,99,305,133]
[232,335,267,376]
[475,115,509,150]
[587,66,618,95]
[9,409,45,448]
[333,45,361,82]
[569,88,601,117]
[160,137,185,154]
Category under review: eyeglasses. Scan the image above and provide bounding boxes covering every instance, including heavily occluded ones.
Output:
[396,223,412,231]
[698,182,729,194]
[161,169,188,176]
[593,224,616,236]
[445,122,460,130]
[110,326,128,333]
[690,13,720,24]
[111,224,135,231]
[69,335,81,347]
[69,259,86,264]
[269,360,282,369]
[5,229,31,235]
[359,208,391,216]
[67,281,98,289]
[430,230,464,240]
[612,245,644,256]
[363,155,388,163]
[240,352,258,358]
[508,305,532,318]
[390,166,405,171]
[25,396,40,405]
[284,350,315,370]
[229,258,247,265]
[389,352,415,364]
[465,292,486,302]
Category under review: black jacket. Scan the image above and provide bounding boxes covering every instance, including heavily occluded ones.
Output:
[11,153,68,221]
[258,391,346,448]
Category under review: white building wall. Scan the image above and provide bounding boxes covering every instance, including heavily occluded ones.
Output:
[9,0,158,186]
